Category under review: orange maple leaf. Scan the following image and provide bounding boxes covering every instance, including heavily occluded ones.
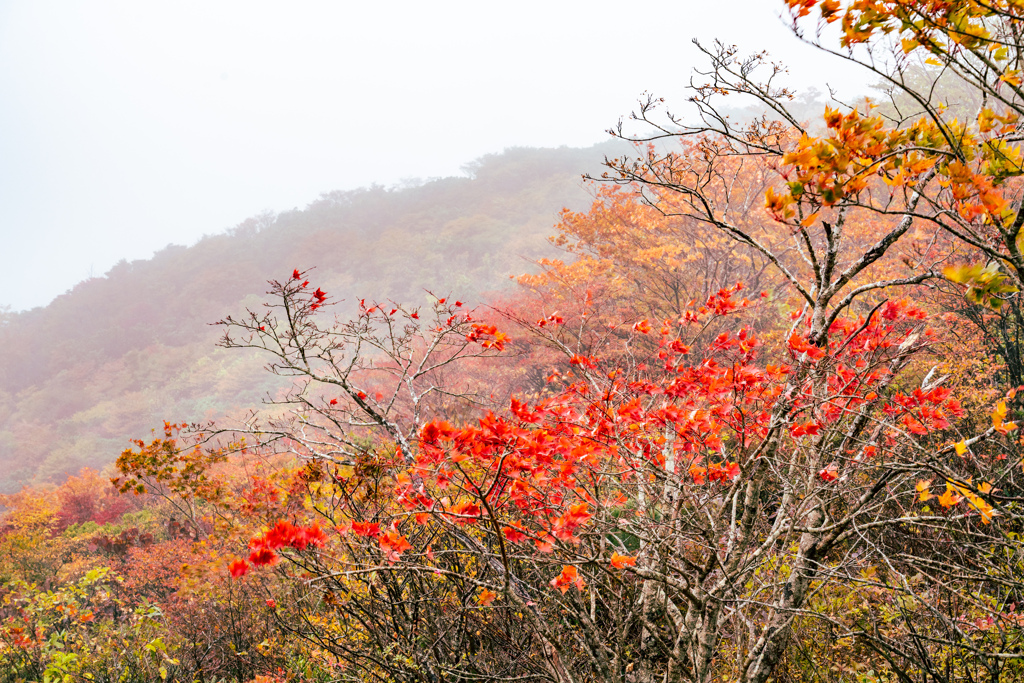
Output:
[610,552,637,569]
[477,588,498,606]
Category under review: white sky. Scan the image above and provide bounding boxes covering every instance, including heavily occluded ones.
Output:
[0,0,870,311]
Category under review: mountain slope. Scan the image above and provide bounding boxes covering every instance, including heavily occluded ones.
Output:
[0,143,620,490]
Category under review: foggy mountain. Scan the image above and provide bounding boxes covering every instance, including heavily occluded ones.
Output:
[0,143,622,491]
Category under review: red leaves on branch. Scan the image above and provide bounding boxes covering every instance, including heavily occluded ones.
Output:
[220,282,970,681]
[791,421,821,438]
[302,525,328,547]
[448,501,481,524]
[552,503,592,541]
[379,531,413,564]
[704,284,750,316]
[351,521,381,537]
[232,521,329,577]
[708,462,741,483]
[228,559,250,578]
[550,565,585,594]
[251,520,327,552]
[465,323,508,350]
[249,547,278,567]
[420,420,457,445]
[536,312,565,328]
[366,290,948,572]
[787,333,826,361]
[569,354,596,368]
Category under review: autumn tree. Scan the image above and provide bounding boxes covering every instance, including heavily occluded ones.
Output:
[103,3,1024,682]
[590,1,1024,680]
[519,181,779,322]
[114,254,999,683]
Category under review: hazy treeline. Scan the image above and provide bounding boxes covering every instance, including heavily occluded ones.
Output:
[0,143,623,491]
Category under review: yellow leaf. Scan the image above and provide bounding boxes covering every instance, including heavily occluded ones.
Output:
[955,439,968,456]
[943,263,974,284]
[994,400,1009,429]
[994,399,1018,433]
[967,493,995,523]
[916,479,933,501]
[953,480,996,523]
[925,57,942,66]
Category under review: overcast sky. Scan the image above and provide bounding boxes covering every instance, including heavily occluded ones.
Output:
[0,0,870,312]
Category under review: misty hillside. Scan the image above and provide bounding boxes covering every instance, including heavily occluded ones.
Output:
[0,143,622,492]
